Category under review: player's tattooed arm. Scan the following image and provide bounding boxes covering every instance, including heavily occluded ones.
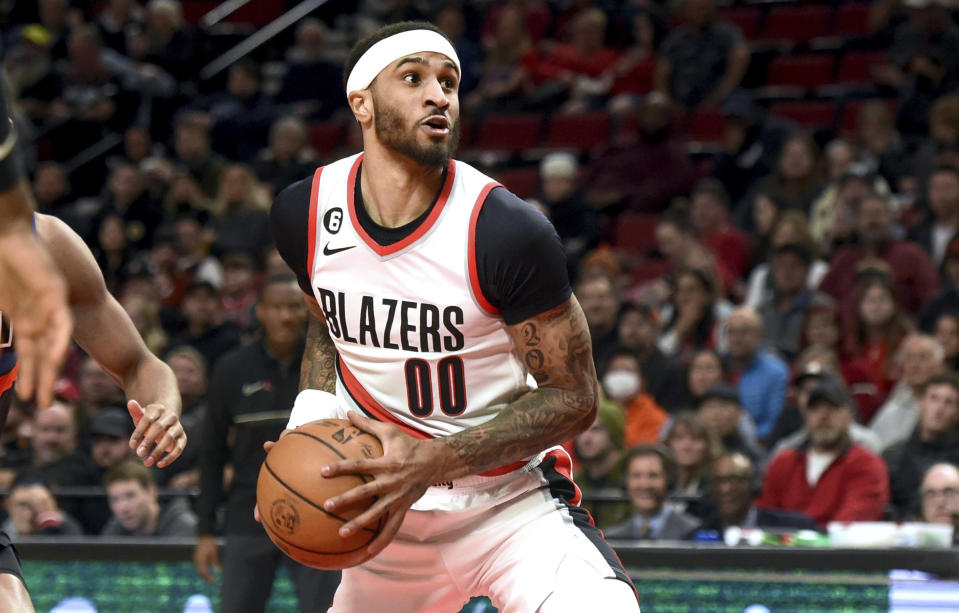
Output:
[300,293,337,394]
[439,296,599,477]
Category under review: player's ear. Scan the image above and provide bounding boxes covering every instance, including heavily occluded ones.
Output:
[348,90,372,125]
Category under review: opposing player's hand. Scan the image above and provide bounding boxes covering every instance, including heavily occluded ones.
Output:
[320,411,447,557]
[193,535,220,585]
[0,226,72,409]
[128,399,186,468]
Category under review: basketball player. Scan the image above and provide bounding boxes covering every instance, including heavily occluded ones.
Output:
[268,21,640,612]
[0,107,188,613]
[0,84,72,411]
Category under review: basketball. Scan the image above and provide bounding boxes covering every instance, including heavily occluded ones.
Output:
[256,419,384,570]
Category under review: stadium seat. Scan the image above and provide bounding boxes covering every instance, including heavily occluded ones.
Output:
[765,54,835,92]
[613,213,661,258]
[496,167,540,199]
[761,6,833,45]
[719,7,763,40]
[832,2,872,37]
[227,0,285,28]
[308,122,344,157]
[688,109,726,145]
[769,101,838,131]
[543,112,612,151]
[834,51,886,86]
[839,98,898,138]
[472,114,543,153]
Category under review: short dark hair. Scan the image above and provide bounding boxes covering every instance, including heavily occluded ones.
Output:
[623,444,675,478]
[257,272,299,300]
[10,470,54,492]
[104,460,155,490]
[343,21,450,92]
[920,371,959,397]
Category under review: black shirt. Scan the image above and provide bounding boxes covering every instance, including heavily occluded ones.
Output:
[270,164,571,325]
[197,338,303,536]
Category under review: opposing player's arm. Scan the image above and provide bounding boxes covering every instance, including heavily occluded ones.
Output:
[438,296,598,476]
[299,293,337,394]
[37,214,185,466]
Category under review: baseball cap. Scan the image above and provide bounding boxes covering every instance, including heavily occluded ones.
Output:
[698,384,741,407]
[807,379,853,409]
[90,407,134,439]
[540,152,578,179]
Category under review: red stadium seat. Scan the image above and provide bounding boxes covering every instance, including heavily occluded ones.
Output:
[688,109,726,144]
[719,7,763,40]
[308,122,344,157]
[496,168,540,199]
[769,101,838,131]
[181,0,221,26]
[613,213,661,258]
[766,54,835,91]
[839,98,898,137]
[227,0,285,28]
[473,114,543,153]
[834,52,887,85]
[833,3,872,37]
[544,112,612,151]
[761,6,833,44]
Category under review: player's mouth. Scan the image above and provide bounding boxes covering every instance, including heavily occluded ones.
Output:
[421,116,450,136]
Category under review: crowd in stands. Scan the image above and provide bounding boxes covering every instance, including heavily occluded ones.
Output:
[1,0,959,547]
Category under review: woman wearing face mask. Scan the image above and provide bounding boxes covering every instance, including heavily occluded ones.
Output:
[603,350,668,447]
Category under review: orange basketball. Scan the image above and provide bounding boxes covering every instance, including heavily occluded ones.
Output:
[256,419,384,570]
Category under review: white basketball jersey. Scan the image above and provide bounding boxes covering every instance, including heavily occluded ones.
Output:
[306,154,534,448]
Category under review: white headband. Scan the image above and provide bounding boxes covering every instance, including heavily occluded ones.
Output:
[345,29,461,95]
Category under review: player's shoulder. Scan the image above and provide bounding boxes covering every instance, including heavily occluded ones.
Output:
[475,182,557,241]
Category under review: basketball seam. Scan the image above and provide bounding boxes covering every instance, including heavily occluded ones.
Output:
[262,510,375,555]
[286,430,373,484]
[263,460,379,535]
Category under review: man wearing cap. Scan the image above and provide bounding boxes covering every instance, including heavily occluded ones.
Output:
[269,19,638,613]
[758,379,889,527]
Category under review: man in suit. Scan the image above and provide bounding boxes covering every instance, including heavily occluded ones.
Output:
[605,445,701,541]
[702,452,817,533]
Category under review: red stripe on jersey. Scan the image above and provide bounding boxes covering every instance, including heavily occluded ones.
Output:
[347,155,458,258]
[467,182,503,317]
[337,355,527,477]
[544,447,582,506]
[307,166,325,278]
[0,361,18,395]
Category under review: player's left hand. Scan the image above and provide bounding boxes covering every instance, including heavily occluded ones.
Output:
[128,399,187,468]
[321,411,448,557]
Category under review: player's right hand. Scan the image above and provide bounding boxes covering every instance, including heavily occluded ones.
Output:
[0,220,72,409]
[192,535,220,585]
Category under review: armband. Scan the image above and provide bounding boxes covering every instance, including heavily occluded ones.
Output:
[287,389,345,430]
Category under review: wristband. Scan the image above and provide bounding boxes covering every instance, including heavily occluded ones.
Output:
[287,389,345,429]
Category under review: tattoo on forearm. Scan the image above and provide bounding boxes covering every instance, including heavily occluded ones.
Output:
[441,299,598,475]
[300,317,337,393]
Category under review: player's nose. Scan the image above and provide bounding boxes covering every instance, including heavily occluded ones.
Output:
[423,77,449,109]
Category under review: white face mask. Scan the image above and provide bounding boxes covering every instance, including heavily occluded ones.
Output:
[603,370,641,400]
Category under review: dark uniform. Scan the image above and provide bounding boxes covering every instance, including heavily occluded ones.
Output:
[197,336,340,613]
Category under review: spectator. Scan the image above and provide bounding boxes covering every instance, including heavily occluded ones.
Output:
[871,334,946,450]
[576,275,621,377]
[159,346,208,490]
[770,356,883,457]
[689,179,750,287]
[89,407,136,474]
[167,281,242,371]
[654,0,750,109]
[573,399,630,530]
[811,166,885,256]
[220,252,261,332]
[932,311,959,369]
[696,384,763,463]
[92,213,134,295]
[841,270,915,404]
[584,92,696,216]
[31,161,75,219]
[744,211,830,310]
[658,268,732,363]
[274,19,346,120]
[536,152,600,279]
[210,164,274,260]
[464,5,533,114]
[758,379,890,527]
[121,292,170,357]
[647,210,720,309]
[604,445,701,540]
[884,372,959,518]
[6,23,60,126]
[724,307,790,442]
[102,460,197,537]
[617,302,686,412]
[602,351,668,447]
[2,472,83,539]
[684,348,726,409]
[77,356,125,423]
[919,462,959,533]
[758,243,831,362]
[96,0,145,55]
[702,452,816,534]
[172,114,227,198]
[856,100,910,192]
[173,210,223,291]
[598,8,662,113]
[435,7,481,96]
[252,116,318,197]
[920,235,959,330]
[127,0,197,82]
[910,166,959,265]
[746,191,784,272]
[93,162,164,252]
[819,193,939,320]
[747,132,825,218]
[664,412,722,515]
[194,274,339,611]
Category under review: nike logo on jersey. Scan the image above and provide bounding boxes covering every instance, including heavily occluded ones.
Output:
[241,381,272,396]
[323,243,356,256]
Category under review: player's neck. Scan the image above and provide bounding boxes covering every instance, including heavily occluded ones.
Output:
[360,147,446,228]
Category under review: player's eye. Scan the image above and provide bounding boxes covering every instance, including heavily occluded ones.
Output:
[441,77,457,90]
[403,72,420,84]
